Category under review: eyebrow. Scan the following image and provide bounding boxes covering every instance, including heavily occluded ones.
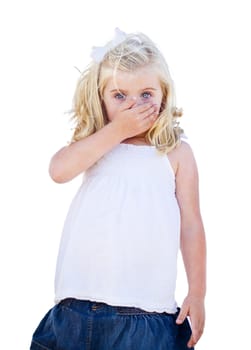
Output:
[109,87,157,93]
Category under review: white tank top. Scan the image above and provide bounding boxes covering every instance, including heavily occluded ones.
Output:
[54,143,180,313]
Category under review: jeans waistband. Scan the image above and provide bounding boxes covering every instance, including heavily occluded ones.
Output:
[59,298,174,316]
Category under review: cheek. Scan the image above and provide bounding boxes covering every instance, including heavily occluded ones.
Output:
[152,96,163,114]
[104,103,118,121]
[158,94,164,113]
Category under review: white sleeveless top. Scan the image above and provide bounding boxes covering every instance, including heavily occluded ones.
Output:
[54,143,180,313]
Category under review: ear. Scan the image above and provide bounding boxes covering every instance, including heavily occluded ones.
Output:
[101,101,109,123]
[160,100,166,113]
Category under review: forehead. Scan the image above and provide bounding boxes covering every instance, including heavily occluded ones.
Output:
[105,66,161,90]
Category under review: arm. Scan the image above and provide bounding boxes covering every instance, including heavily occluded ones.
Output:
[173,141,206,348]
[49,122,123,183]
[49,101,158,183]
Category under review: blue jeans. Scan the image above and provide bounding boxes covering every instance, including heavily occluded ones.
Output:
[30,298,193,350]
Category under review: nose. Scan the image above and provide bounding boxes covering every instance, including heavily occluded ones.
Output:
[128,96,137,101]
[128,96,144,106]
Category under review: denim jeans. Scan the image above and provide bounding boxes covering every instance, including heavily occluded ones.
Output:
[30,298,193,350]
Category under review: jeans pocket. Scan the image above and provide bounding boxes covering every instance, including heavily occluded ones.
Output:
[30,340,52,350]
[31,303,87,350]
[175,317,193,350]
[30,307,57,350]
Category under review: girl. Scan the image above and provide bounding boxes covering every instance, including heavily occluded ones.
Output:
[30,28,206,350]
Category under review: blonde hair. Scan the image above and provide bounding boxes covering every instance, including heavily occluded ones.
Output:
[70,31,183,154]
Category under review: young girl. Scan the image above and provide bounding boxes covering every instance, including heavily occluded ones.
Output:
[30,28,206,350]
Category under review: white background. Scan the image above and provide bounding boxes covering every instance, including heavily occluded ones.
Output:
[0,0,250,349]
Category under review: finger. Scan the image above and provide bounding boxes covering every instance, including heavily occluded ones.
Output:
[192,326,204,344]
[187,334,196,348]
[150,113,159,123]
[144,114,158,128]
[190,313,204,343]
[121,98,138,111]
[136,102,154,113]
[188,323,203,348]
[176,305,189,324]
[187,329,203,348]
[142,106,158,120]
[141,104,159,116]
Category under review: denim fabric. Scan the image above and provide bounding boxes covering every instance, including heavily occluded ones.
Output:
[30,298,193,350]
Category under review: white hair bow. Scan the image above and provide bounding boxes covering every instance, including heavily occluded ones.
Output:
[90,28,127,63]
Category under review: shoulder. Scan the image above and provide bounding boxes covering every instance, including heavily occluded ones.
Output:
[174,140,194,157]
[167,140,196,175]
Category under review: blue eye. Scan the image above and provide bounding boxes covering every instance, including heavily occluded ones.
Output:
[141,92,152,99]
[114,93,126,100]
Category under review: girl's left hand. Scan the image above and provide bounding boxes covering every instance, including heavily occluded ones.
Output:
[176,295,205,348]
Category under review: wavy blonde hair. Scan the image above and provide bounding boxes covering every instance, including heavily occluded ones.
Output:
[70,31,183,154]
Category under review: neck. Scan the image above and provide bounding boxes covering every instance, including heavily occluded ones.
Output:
[123,134,149,145]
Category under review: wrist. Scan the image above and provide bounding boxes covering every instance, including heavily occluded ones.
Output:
[187,288,206,300]
[109,119,130,142]
[104,121,126,144]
